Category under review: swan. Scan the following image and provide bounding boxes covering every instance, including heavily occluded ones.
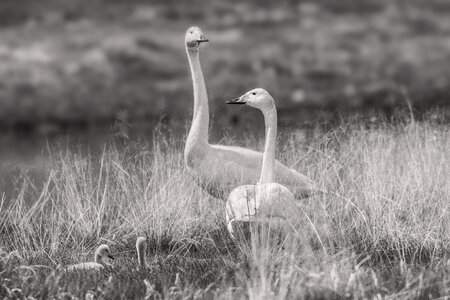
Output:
[225,88,302,239]
[66,244,114,271]
[136,236,148,270]
[184,27,313,200]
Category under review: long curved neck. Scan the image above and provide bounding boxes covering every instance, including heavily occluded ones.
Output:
[186,48,209,146]
[95,252,102,264]
[137,245,146,267]
[258,105,277,184]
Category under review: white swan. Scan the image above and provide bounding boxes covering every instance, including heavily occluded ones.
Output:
[184,27,313,200]
[66,244,114,271]
[225,88,301,239]
[136,236,148,270]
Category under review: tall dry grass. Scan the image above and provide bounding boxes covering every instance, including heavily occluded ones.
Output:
[0,112,449,299]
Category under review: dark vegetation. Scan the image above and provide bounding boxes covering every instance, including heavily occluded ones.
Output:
[0,0,449,135]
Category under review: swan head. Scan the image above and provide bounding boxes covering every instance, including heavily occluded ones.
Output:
[227,88,275,111]
[185,26,209,50]
[95,244,114,261]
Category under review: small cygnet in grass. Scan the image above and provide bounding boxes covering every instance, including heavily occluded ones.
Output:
[136,236,148,270]
[66,244,114,271]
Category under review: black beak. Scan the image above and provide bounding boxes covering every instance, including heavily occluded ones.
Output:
[226,97,246,105]
[108,254,114,260]
[197,38,209,43]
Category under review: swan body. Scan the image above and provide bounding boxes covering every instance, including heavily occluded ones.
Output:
[225,89,300,239]
[184,27,313,200]
[226,183,299,238]
[189,144,311,199]
[136,236,148,270]
[67,262,104,271]
[66,244,114,271]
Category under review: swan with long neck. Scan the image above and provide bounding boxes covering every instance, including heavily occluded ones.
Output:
[184,27,313,200]
[66,244,114,271]
[225,89,301,238]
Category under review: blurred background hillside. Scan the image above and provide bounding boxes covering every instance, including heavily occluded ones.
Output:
[0,0,449,136]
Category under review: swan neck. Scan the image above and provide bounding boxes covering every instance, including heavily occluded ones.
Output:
[94,252,102,264]
[186,49,209,146]
[258,106,277,184]
[137,245,146,267]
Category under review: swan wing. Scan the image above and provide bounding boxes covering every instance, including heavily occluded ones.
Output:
[195,144,312,199]
[226,185,258,222]
[256,183,299,221]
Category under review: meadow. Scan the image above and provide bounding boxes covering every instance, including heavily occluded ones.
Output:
[0,1,450,298]
[0,110,449,299]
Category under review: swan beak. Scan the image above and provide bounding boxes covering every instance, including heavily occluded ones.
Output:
[197,36,209,43]
[226,97,247,105]
[108,254,114,260]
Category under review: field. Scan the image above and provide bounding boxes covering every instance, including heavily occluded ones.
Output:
[1,0,450,299]
[0,110,449,299]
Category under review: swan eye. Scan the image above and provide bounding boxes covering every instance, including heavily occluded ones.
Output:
[251,92,256,95]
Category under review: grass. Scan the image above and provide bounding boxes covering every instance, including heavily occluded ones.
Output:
[0,110,449,299]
